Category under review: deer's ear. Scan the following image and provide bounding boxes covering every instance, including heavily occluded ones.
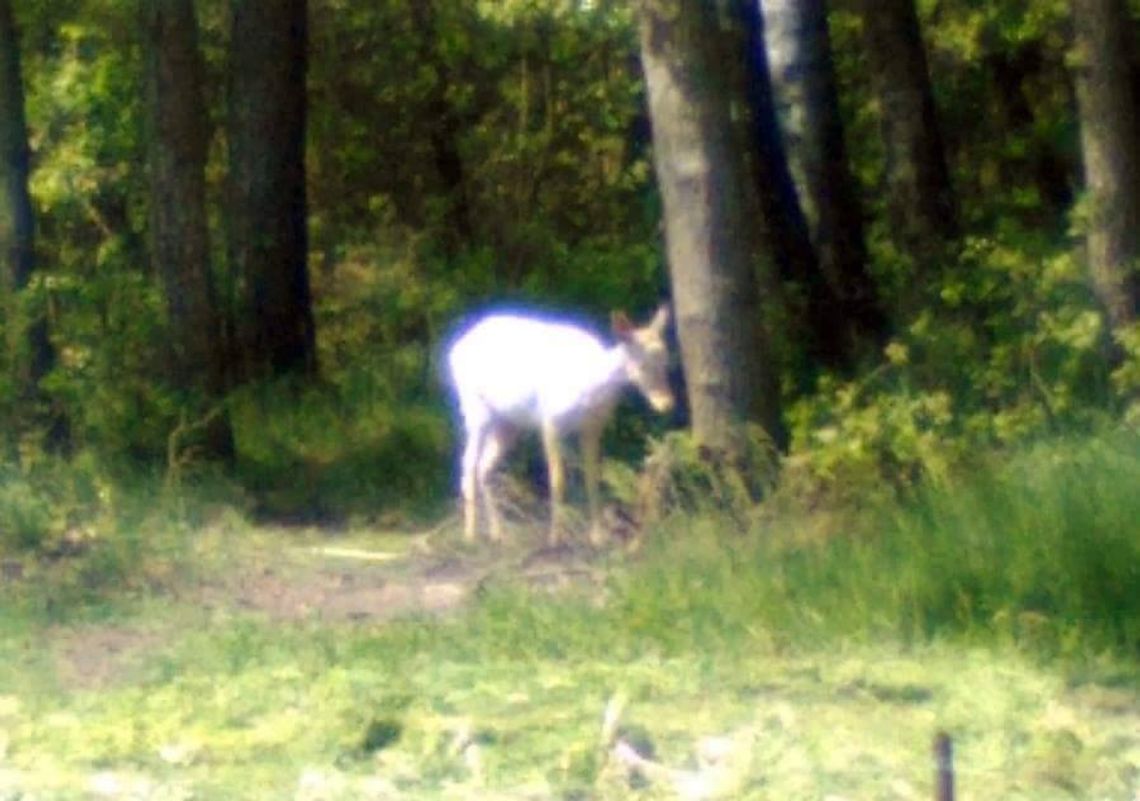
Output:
[611,310,634,339]
[650,304,671,333]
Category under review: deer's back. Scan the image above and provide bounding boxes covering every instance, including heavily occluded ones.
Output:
[448,314,613,425]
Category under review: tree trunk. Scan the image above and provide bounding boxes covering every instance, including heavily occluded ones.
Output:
[1070,0,1140,336]
[731,0,830,375]
[986,46,1074,226]
[410,0,472,254]
[227,0,316,379]
[0,0,65,450]
[759,0,888,362]
[857,0,957,259]
[638,0,786,452]
[144,0,233,460]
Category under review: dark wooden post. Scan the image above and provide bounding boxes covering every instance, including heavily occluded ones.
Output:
[934,731,955,801]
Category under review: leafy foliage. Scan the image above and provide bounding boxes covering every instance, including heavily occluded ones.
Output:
[1,0,1137,525]
[786,225,1120,503]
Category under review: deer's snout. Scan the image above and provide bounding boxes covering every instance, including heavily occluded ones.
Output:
[648,391,675,414]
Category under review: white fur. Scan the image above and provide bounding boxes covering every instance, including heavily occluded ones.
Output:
[447,306,673,545]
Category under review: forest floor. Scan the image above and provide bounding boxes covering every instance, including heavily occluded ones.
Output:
[46,520,607,692]
[1,517,1138,800]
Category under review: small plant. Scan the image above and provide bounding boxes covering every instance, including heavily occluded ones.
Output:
[617,424,779,528]
[0,477,55,552]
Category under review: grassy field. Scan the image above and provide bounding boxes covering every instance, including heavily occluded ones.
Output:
[0,435,1137,799]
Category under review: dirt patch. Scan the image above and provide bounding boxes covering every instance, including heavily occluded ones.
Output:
[196,563,476,622]
[183,534,608,623]
[43,528,608,691]
[50,625,168,691]
[185,542,491,623]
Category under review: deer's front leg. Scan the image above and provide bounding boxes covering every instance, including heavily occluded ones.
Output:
[541,420,566,545]
[477,425,513,543]
[580,420,606,547]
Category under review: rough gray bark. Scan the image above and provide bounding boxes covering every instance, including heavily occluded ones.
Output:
[1,0,64,448]
[227,0,316,379]
[638,0,786,451]
[857,0,957,258]
[1070,0,1140,336]
[759,0,887,361]
[144,0,233,459]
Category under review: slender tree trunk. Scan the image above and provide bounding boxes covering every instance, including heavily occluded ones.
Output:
[731,0,819,318]
[1070,0,1140,336]
[638,0,786,451]
[986,46,1073,225]
[0,0,65,450]
[857,0,957,259]
[759,0,888,361]
[144,0,233,460]
[410,1,472,253]
[227,0,316,379]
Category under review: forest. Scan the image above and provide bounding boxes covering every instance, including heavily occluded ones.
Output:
[0,0,1136,517]
[0,0,1138,798]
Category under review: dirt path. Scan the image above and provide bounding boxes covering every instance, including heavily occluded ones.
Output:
[45,523,610,691]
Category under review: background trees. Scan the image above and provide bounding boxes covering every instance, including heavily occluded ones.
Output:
[760,0,887,365]
[854,0,957,268]
[0,0,60,452]
[0,0,1135,521]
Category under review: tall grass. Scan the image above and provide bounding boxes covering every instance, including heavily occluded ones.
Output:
[613,433,1140,662]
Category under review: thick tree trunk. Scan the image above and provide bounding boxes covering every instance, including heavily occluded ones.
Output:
[1070,0,1140,336]
[857,0,957,258]
[144,0,233,460]
[227,0,316,379]
[759,0,888,362]
[638,0,786,451]
[0,0,65,449]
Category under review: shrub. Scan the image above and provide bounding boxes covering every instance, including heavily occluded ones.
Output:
[0,476,55,552]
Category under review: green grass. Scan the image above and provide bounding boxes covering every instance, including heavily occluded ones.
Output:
[0,433,1136,798]
[613,432,1140,661]
[0,611,1135,799]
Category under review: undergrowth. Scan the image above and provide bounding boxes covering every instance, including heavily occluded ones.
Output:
[610,431,1140,663]
[0,433,1136,799]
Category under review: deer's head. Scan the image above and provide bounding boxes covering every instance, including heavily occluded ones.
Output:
[613,305,675,414]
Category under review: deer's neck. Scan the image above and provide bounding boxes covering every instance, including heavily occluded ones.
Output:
[589,343,634,403]
[541,342,631,429]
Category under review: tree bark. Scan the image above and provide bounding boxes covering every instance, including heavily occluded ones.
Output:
[857,0,957,259]
[986,46,1073,226]
[0,0,65,449]
[227,0,316,379]
[638,0,786,451]
[759,0,888,361]
[144,0,233,460]
[410,0,472,253]
[1070,0,1140,336]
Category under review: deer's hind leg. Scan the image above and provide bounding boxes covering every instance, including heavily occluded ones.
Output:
[476,422,515,542]
[459,424,485,542]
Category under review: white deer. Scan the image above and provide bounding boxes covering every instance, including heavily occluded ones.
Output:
[447,305,675,546]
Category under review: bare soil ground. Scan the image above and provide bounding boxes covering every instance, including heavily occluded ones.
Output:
[42,521,610,691]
